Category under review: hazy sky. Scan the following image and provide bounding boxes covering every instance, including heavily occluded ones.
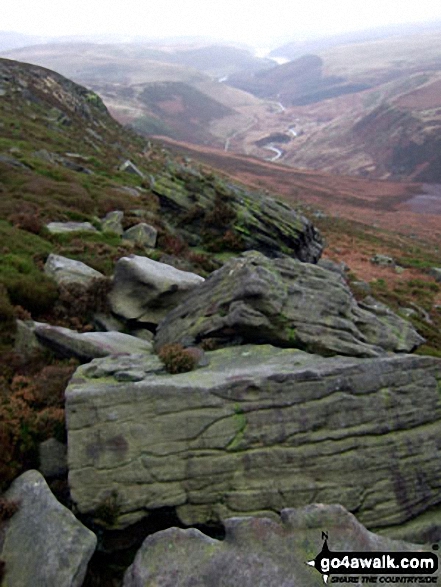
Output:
[4,0,441,47]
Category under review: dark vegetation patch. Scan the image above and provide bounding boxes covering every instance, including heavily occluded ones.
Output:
[255,133,292,147]
[0,350,78,491]
[136,81,234,144]
[139,82,233,123]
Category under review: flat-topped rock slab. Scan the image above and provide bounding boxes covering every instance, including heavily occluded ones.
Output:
[66,345,441,530]
[46,221,98,234]
[34,322,153,361]
[44,253,104,287]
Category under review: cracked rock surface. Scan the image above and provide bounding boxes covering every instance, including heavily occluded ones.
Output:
[66,345,441,529]
[155,251,424,356]
[123,504,438,587]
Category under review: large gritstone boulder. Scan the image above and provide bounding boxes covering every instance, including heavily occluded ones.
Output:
[151,172,323,262]
[109,254,205,326]
[123,504,437,587]
[155,251,424,357]
[44,253,104,287]
[0,470,96,587]
[65,345,441,530]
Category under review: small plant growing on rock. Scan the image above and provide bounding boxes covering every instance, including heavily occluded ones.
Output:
[158,343,197,374]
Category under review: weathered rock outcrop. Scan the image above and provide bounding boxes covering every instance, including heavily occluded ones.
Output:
[101,210,124,235]
[155,251,424,357]
[124,504,436,587]
[0,470,96,587]
[123,223,158,248]
[151,172,323,261]
[44,253,104,287]
[66,345,441,529]
[109,254,205,325]
[34,321,153,361]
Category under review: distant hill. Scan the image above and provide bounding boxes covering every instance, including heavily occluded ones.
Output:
[2,42,267,146]
[228,54,370,105]
[270,20,441,61]
[6,30,441,182]
[164,44,271,77]
[224,28,441,182]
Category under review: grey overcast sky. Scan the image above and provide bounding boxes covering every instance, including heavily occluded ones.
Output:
[4,0,441,47]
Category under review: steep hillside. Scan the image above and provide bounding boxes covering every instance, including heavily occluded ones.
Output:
[0,56,326,510]
[6,31,441,181]
[0,56,320,346]
[231,29,441,181]
[2,42,269,147]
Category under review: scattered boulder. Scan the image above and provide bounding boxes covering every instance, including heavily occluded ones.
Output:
[371,254,395,266]
[123,504,435,587]
[155,251,424,357]
[123,223,157,248]
[39,437,68,478]
[0,154,29,168]
[429,267,441,282]
[119,159,145,178]
[109,255,204,326]
[101,210,124,236]
[46,221,98,234]
[66,345,441,530]
[14,319,45,358]
[34,322,153,362]
[44,253,104,287]
[0,470,96,587]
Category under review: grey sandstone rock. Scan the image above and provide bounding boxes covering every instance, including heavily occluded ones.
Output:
[119,160,145,178]
[34,322,153,361]
[152,173,323,261]
[65,345,441,530]
[429,267,441,282]
[46,221,98,234]
[371,254,395,266]
[101,210,124,235]
[44,253,104,286]
[379,504,441,544]
[39,437,68,478]
[155,251,424,357]
[109,254,204,325]
[14,319,45,357]
[124,504,435,587]
[1,470,96,587]
[123,223,157,248]
[93,312,125,333]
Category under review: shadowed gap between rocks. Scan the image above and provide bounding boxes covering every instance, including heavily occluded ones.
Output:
[80,507,226,587]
